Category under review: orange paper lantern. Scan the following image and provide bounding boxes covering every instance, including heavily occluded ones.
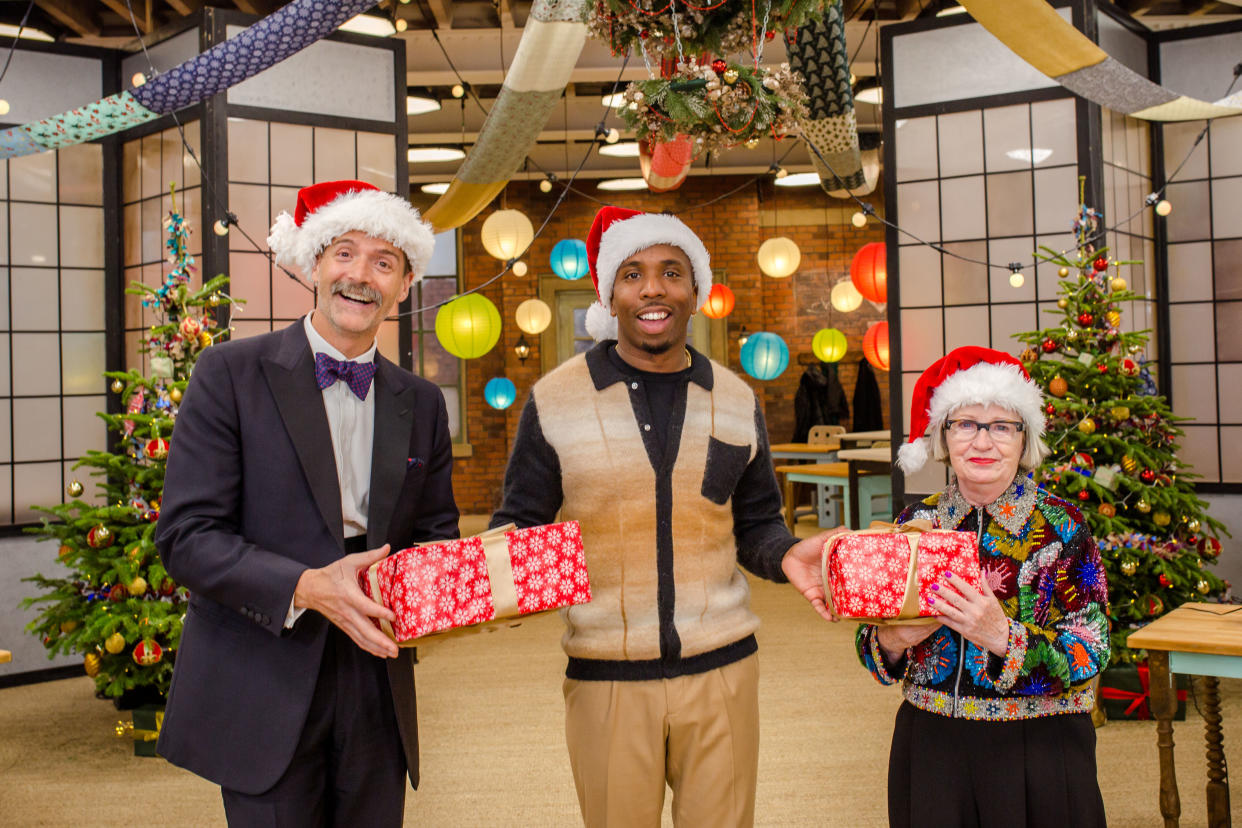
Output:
[850,242,887,304]
[700,284,735,319]
[862,321,890,371]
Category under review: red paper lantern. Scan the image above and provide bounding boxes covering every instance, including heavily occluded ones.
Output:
[862,321,889,371]
[850,242,887,304]
[700,284,736,319]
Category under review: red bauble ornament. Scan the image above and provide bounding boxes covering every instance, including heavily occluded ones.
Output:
[1158,574,1172,588]
[108,584,126,602]
[1041,339,1058,353]
[1071,452,1094,469]
[1078,312,1094,327]
[1093,256,1108,272]
[159,579,177,596]
[1146,595,1164,616]
[1045,403,1056,415]
[179,317,202,339]
[765,29,776,40]
[1096,363,1108,373]
[132,639,163,666]
[1200,537,1222,560]
[711,59,727,74]
[1077,490,1090,501]
[1120,358,1139,377]
[86,524,114,548]
[145,437,169,460]
[1139,469,1156,484]
[1099,503,1116,518]
[639,29,649,39]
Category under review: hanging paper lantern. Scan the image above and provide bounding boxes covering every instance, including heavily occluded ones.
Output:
[484,377,517,410]
[850,242,887,303]
[435,294,502,359]
[514,298,552,335]
[830,280,863,313]
[700,284,735,319]
[756,237,800,279]
[811,328,847,363]
[739,332,789,380]
[862,321,890,371]
[480,209,534,261]
[550,239,590,280]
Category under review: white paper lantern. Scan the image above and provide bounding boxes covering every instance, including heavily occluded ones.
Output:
[830,279,864,313]
[480,209,534,261]
[515,298,552,335]
[757,237,801,279]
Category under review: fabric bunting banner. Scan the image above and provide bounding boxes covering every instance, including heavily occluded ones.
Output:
[959,0,1242,122]
[0,0,375,159]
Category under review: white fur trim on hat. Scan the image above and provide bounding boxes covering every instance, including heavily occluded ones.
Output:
[267,189,435,281]
[584,301,618,341]
[593,213,711,320]
[896,361,1045,474]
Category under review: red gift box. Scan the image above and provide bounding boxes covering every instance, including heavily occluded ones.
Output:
[359,521,591,644]
[822,522,982,623]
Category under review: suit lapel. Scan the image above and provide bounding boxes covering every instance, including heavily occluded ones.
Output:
[367,359,415,548]
[261,323,346,549]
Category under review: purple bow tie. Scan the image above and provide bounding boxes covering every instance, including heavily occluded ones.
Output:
[314,352,377,401]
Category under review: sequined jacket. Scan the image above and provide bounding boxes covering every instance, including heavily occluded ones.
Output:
[855,478,1110,721]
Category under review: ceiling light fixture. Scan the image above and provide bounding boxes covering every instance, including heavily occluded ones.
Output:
[601,92,627,108]
[406,93,441,116]
[339,14,396,37]
[407,147,466,163]
[854,77,882,106]
[935,5,968,16]
[773,172,820,188]
[597,178,648,191]
[420,182,450,195]
[0,23,52,42]
[599,141,640,158]
[1005,147,1053,164]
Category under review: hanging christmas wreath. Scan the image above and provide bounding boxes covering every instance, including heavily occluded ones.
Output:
[585,0,829,60]
[618,60,806,153]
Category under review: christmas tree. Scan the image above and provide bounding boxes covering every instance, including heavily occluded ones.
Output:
[22,187,235,702]
[1014,201,1229,665]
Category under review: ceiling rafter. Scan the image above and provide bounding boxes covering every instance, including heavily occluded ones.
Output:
[232,0,279,16]
[100,0,153,34]
[33,0,100,36]
[164,0,204,16]
[425,0,453,29]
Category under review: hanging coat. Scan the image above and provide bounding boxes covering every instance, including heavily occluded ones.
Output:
[852,358,884,432]
[792,363,849,441]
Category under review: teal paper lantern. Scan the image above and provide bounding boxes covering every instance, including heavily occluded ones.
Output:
[550,239,590,280]
[484,377,517,410]
[740,332,789,381]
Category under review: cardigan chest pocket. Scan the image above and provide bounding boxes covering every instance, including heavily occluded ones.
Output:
[702,437,751,505]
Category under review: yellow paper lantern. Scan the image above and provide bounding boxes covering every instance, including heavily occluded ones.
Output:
[811,328,848,363]
[480,209,534,261]
[514,298,552,335]
[757,237,800,279]
[435,294,502,359]
[830,280,864,313]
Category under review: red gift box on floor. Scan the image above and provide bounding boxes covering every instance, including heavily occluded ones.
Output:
[359,521,591,644]
[822,521,982,623]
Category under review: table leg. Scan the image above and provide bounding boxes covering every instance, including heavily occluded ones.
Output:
[1148,650,1182,827]
[782,472,795,533]
[847,462,861,530]
[1202,675,1231,827]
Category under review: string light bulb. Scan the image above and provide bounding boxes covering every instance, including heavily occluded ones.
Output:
[1008,263,1024,288]
[1155,199,1172,217]
[851,211,866,228]
[132,72,147,87]
[605,128,620,144]
[451,83,465,98]
[213,219,230,236]
[394,18,408,32]
[539,177,553,193]
[511,260,528,277]
[0,100,9,116]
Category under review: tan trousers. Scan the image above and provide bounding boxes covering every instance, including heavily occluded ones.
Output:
[562,654,760,828]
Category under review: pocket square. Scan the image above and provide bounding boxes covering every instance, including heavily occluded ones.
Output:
[407,457,424,470]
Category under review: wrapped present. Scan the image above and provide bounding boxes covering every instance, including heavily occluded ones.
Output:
[1099,663,1187,721]
[359,521,590,644]
[114,705,164,757]
[822,521,982,623]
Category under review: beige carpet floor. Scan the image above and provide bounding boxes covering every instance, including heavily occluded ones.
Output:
[2,517,1238,826]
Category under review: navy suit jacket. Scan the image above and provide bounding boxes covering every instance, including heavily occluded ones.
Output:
[155,321,459,794]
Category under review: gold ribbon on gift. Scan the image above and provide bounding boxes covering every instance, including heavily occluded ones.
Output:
[822,519,940,626]
[114,710,164,741]
[366,524,521,647]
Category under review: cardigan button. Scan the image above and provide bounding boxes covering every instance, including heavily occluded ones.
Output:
[630,382,638,390]
[643,424,651,431]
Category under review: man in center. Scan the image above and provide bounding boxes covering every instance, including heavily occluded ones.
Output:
[491,206,834,827]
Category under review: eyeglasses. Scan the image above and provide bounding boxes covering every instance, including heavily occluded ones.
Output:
[944,419,1025,442]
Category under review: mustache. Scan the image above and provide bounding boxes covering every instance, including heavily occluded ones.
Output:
[330,281,382,304]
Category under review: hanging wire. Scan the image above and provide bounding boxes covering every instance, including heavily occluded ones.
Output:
[0,0,36,90]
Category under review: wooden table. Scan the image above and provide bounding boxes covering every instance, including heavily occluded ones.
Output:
[1126,603,1241,827]
[836,429,890,450]
[775,455,890,530]
[770,442,840,462]
[838,447,893,529]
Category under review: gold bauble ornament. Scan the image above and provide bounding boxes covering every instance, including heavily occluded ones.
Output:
[105,632,126,654]
[1128,344,1141,354]
[1152,511,1171,527]
[1057,298,1069,309]
[1196,579,1210,595]
[170,387,183,403]
[1110,277,1127,292]
[1121,559,1137,577]
[58,544,72,559]
[1110,406,1130,421]
[744,137,760,149]
[1077,417,1096,435]
[127,577,148,597]
[1065,329,1079,342]
[67,480,84,498]
[1121,455,1138,474]
[722,68,739,85]
[208,292,224,307]
[1187,518,1201,533]
[1058,267,1070,278]
[60,620,78,634]
[1136,498,1151,514]
[110,378,124,394]
[83,652,101,677]
[87,524,113,548]
[1049,376,1068,398]
[1106,311,1122,328]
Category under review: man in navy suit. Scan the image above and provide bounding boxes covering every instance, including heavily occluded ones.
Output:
[156,180,458,827]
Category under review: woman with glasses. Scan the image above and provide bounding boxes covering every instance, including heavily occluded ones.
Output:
[855,346,1109,828]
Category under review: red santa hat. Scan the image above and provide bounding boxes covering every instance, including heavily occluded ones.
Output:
[897,346,1047,474]
[267,179,435,281]
[583,206,713,341]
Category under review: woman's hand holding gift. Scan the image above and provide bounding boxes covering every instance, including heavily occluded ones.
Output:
[929,570,1009,656]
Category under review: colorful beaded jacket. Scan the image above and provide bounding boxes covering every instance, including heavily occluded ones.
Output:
[856,477,1110,721]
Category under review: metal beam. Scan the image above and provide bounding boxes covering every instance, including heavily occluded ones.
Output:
[34,0,100,36]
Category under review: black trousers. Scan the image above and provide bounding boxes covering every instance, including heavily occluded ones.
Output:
[221,623,407,828]
[888,702,1107,828]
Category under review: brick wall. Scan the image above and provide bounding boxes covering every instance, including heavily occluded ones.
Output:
[449,175,889,513]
